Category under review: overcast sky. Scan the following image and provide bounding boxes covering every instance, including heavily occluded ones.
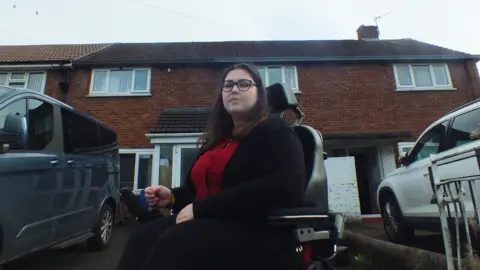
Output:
[0,0,479,58]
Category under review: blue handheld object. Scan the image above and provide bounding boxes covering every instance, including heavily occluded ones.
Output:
[139,190,149,209]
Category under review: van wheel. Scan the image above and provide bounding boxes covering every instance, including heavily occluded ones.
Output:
[380,193,414,245]
[87,204,114,251]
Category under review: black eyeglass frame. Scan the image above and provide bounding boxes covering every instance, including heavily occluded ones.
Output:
[221,79,256,92]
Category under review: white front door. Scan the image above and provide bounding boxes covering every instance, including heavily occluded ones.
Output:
[172,144,200,188]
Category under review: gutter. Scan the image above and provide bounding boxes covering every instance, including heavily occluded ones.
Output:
[145,132,203,138]
[0,62,73,70]
[72,54,480,66]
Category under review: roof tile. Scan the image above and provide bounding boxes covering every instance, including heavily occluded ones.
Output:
[150,107,211,134]
[74,39,476,65]
[0,43,113,63]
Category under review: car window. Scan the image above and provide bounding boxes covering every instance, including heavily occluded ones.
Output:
[27,99,54,150]
[449,108,480,147]
[99,125,117,148]
[410,121,449,163]
[61,108,101,154]
[0,99,27,130]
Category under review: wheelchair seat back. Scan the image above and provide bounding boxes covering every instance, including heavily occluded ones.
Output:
[266,83,329,213]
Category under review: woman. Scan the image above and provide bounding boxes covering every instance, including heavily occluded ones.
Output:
[117,63,306,270]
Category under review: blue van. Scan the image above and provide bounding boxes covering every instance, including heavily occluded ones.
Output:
[0,86,121,265]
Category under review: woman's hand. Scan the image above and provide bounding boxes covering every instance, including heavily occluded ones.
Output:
[176,203,194,224]
[144,185,172,208]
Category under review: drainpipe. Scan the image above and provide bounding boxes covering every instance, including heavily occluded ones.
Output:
[58,69,71,103]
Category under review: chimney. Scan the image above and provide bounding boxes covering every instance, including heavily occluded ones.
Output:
[357,25,379,40]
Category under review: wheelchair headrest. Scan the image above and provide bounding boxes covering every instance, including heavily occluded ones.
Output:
[266,83,298,114]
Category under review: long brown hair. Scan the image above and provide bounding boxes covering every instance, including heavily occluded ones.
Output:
[198,63,269,151]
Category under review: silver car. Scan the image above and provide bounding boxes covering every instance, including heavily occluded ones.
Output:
[0,86,121,265]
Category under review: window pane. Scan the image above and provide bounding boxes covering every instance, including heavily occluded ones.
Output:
[61,108,100,154]
[99,125,118,148]
[27,73,45,92]
[450,108,480,147]
[92,71,108,92]
[396,66,412,86]
[134,70,148,91]
[180,148,199,186]
[412,65,433,87]
[9,82,25,88]
[0,73,7,85]
[284,67,297,89]
[11,73,25,80]
[0,99,27,150]
[138,154,153,189]
[412,122,448,162]
[120,154,135,189]
[27,99,54,151]
[432,65,449,86]
[0,99,27,129]
[159,145,173,188]
[258,68,266,85]
[267,67,282,86]
[109,70,132,93]
[401,147,412,154]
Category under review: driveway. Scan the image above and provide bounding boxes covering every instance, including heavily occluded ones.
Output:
[3,221,136,270]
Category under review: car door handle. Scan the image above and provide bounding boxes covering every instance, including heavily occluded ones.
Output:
[66,160,75,166]
[423,173,430,178]
[50,159,60,166]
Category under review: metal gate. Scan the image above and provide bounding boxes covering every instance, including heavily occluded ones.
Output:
[428,141,480,270]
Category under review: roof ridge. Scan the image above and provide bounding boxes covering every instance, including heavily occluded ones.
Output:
[74,43,117,60]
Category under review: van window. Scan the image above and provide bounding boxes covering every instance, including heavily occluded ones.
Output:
[0,99,27,129]
[99,125,117,148]
[410,121,449,163]
[449,108,480,147]
[61,108,100,154]
[27,99,54,150]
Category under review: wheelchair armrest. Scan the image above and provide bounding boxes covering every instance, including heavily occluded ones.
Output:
[268,208,346,241]
[267,207,330,226]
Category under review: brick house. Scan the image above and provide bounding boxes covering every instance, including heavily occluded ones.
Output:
[1,26,479,218]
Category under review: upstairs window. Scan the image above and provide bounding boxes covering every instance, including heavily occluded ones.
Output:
[393,64,453,91]
[0,72,46,93]
[258,66,299,93]
[89,68,151,96]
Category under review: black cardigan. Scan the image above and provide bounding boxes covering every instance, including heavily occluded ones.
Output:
[171,114,306,221]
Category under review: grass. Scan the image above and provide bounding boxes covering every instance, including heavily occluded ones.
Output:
[352,251,380,270]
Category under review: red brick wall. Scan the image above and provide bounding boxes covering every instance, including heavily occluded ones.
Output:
[297,61,476,140]
[44,61,478,149]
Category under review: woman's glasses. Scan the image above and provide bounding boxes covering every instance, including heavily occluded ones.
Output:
[222,79,256,92]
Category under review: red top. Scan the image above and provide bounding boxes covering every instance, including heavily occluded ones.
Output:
[190,137,240,200]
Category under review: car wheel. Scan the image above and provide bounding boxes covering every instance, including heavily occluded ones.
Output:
[380,193,414,245]
[87,204,114,251]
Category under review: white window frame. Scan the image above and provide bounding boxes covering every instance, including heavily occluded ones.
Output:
[393,64,455,91]
[88,68,152,97]
[119,148,155,191]
[0,71,47,93]
[257,66,300,93]
[397,142,415,156]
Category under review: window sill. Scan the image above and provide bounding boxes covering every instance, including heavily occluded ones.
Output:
[87,92,152,97]
[395,87,456,92]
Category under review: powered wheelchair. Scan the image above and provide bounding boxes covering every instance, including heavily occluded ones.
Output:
[122,82,347,270]
[265,82,347,270]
